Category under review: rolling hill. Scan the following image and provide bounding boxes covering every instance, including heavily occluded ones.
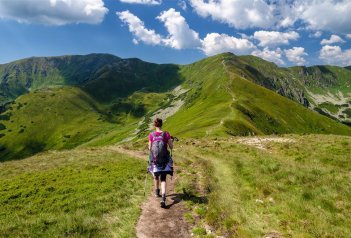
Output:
[1,53,351,161]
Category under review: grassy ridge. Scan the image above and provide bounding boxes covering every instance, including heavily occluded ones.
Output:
[165,55,232,137]
[165,54,351,138]
[225,64,351,135]
[174,135,351,237]
[0,54,182,105]
[0,147,150,237]
[1,53,351,162]
[222,54,351,123]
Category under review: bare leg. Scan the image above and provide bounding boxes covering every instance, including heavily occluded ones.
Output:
[161,181,166,196]
[154,177,159,189]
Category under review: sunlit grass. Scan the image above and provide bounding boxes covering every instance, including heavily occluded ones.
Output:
[174,134,351,237]
[0,147,150,237]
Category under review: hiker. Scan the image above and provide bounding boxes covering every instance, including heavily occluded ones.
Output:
[148,118,174,208]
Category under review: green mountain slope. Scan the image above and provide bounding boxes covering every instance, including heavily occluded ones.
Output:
[164,53,351,137]
[0,86,171,161]
[291,65,351,125]
[228,54,351,125]
[0,53,181,104]
[0,54,182,160]
[0,87,118,160]
[1,53,351,161]
[0,54,118,104]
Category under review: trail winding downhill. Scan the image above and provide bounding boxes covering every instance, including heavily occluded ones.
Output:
[110,146,190,238]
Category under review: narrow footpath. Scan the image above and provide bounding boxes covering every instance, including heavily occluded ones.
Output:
[109,146,190,238]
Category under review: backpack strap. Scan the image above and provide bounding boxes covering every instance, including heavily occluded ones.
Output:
[150,132,155,161]
[151,132,161,144]
[152,131,166,141]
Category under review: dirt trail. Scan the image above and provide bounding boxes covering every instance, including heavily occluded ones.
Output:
[110,146,191,238]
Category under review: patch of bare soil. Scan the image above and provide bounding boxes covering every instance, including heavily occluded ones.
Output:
[237,137,295,150]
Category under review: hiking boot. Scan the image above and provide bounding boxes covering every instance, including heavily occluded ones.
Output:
[160,194,166,208]
[155,189,161,197]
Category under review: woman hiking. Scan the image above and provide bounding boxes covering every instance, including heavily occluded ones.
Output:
[148,118,174,208]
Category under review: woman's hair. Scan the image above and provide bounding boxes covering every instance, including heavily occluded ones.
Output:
[153,118,163,128]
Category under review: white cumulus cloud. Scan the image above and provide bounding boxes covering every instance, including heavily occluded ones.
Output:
[189,0,351,35]
[297,0,351,34]
[189,0,276,29]
[0,0,108,25]
[118,8,320,66]
[252,47,285,65]
[309,31,322,38]
[117,10,162,45]
[253,31,299,47]
[118,8,201,49]
[201,33,256,56]
[284,47,307,66]
[319,45,351,66]
[347,34,351,39]
[320,34,345,45]
[178,0,187,11]
[275,1,299,28]
[119,0,162,5]
[157,8,201,49]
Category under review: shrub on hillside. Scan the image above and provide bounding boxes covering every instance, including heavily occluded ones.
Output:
[342,108,351,117]
[0,123,6,131]
[0,113,11,120]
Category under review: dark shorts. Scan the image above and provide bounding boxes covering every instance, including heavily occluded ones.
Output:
[154,172,168,182]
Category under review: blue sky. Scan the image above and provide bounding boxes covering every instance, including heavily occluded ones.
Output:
[0,0,351,67]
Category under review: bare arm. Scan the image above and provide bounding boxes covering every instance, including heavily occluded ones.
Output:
[168,139,173,150]
[148,140,152,151]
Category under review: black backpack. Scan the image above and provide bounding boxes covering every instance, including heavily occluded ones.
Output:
[150,132,169,169]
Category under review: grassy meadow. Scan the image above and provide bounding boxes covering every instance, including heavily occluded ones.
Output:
[1,133,351,237]
[0,147,150,237]
[173,134,351,237]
